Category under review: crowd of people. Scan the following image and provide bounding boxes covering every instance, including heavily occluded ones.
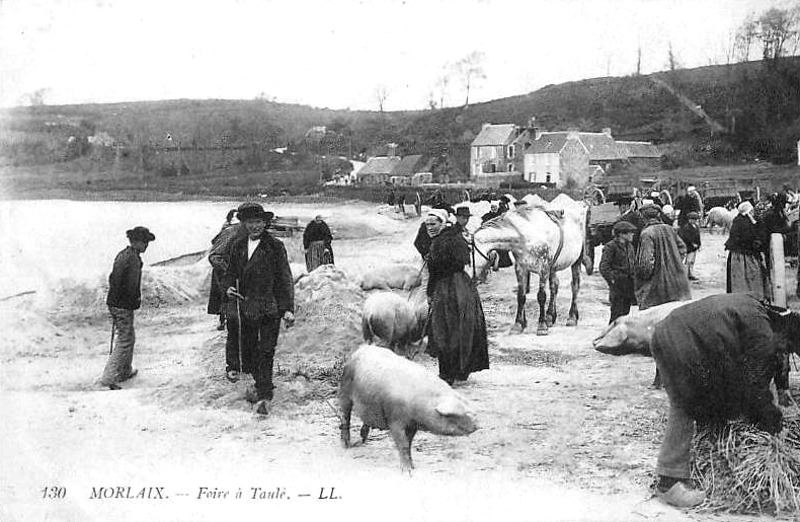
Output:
[95,185,798,510]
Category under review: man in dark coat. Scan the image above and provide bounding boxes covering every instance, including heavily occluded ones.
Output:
[99,226,155,390]
[650,294,800,508]
[481,202,501,223]
[634,204,691,311]
[208,209,240,330]
[302,214,334,271]
[677,211,701,281]
[599,221,637,323]
[677,185,703,226]
[224,203,295,413]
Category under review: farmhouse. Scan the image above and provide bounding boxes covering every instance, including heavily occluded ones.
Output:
[354,156,401,185]
[470,119,660,188]
[388,154,434,186]
[469,124,519,184]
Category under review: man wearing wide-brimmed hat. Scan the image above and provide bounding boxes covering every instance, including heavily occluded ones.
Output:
[224,203,294,414]
[453,206,472,241]
[99,226,156,390]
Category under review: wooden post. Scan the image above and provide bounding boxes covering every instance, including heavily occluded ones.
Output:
[770,233,786,307]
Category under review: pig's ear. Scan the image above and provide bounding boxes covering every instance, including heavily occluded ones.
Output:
[435,396,466,417]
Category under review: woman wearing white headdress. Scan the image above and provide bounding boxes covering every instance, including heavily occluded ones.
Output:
[724,201,771,300]
[423,209,489,385]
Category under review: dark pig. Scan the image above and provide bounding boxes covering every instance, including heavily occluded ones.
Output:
[338,345,478,472]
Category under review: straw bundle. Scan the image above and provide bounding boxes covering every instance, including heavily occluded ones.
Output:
[692,416,800,516]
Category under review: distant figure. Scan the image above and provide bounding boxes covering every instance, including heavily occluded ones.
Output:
[303,214,334,272]
[99,226,156,390]
[498,195,511,215]
[208,209,239,330]
[677,211,701,281]
[453,206,472,241]
[481,202,501,223]
[386,189,396,207]
[397,192,406,215]
[725,201,770,301]
[599,221,637,323]
[677,185,703,227]
[426,189,446,209]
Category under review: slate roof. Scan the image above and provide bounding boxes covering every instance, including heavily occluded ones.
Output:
[356,156,401,176]
[390,155,425,177]
[526,133,569,154]
[471,124,518,147]
[616,140,660,158]
[526,131,627,160]
[578,133,626,160]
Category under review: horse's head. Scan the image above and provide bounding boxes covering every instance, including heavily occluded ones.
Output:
[471,216,518,283]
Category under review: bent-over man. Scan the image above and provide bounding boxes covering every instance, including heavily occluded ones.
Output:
[650,293,800,508]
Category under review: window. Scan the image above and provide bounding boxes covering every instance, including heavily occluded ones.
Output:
[508,163,515,171]
[507,144,515,159]
[490,164,497,173]
[546,173,551,183]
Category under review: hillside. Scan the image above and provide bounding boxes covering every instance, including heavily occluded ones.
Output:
[1,57,799,179]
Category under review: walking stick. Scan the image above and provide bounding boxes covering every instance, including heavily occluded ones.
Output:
[236,279,243,373]
[108,320,116,355]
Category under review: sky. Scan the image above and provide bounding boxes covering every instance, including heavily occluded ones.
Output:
[0,0,774,111]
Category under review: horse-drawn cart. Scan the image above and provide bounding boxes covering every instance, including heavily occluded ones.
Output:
[584,201,622,273]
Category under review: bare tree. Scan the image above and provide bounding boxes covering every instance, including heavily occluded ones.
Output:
[25,88,49,106]
[756,6,799,61]
[453,51,486,108]
[667,42,679,71]
[374,85,389,113]
[435,67,450,109]
[636,45,642,75]
[734,13,758,62]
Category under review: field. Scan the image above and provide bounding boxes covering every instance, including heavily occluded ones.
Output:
[0,197,798,522]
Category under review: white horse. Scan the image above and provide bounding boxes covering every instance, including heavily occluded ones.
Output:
[471,195,588,335]
[705,206,736,233]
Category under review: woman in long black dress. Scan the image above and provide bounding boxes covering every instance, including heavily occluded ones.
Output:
[725,201,770,300]
[424,209,489,385]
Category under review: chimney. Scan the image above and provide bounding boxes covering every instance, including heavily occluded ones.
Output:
[528,116,542,140]
[602,127,612,137]
[567,127,580,139]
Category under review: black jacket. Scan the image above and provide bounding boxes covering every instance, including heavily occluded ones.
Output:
[599,238,635,298]
[106,246,143,310]
[224,232,294,321]
[303,220,333,250]
[677,222,701,253]
[651,293,782,431]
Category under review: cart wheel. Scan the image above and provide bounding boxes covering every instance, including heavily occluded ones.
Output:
[583,186,606,205]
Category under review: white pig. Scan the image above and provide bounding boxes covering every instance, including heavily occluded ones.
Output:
[338,345,478,472]
[592,301,691,356]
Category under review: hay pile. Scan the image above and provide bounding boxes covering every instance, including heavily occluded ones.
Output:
[692,416,800,516]
[278,265,364,385]
[47,263,210,317]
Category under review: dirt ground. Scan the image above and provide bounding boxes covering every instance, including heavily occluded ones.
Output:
[0,199,798,522]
